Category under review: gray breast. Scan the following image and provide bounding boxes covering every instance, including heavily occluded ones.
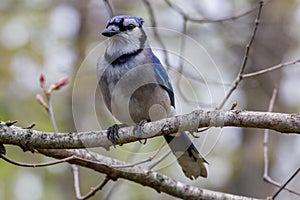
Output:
[98,50,171,125]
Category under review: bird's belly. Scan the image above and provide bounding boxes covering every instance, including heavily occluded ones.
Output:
[110,83,171,125]
[130,84,171,122]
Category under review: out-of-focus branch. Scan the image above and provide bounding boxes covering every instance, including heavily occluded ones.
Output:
[0,153,75,167]
[164,0,269,24]
[262,86,300,196]
[0,110,299,150]
[37,148,266,200]
[272,167,300,198]
[218,0,264,109]
[110,141,166,168]
[72,164,111,200]
[242,59,300,78]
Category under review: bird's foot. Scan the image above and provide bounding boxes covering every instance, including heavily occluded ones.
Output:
[133,120,148,144]
[0,144,6,155]
[107,124,120,147]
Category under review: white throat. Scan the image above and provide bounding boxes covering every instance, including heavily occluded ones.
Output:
[105,30,148,59]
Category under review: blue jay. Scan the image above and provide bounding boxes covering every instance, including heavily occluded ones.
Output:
[97,15,208,179]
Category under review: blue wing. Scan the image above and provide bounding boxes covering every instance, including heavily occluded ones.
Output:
[151,54,175,107]
[151,52,208,179]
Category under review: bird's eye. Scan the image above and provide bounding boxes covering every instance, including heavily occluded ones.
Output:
[127,24,136,30]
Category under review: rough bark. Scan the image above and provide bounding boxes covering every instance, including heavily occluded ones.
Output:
[0,110,299,150]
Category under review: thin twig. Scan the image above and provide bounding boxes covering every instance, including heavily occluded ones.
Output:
[263,85,278,181]
[272,167,300,199]
[218,0,264,109]
[263,176,300,196]
[263,85,300,196]
[73,164,111,200]
[110,141,167,168]
[46,95,58,133]
[72,165,82,199]
[148,150,172,170]
[267,84,278,111]
[81,176,111,200]
[72,153,105,199]
[0,154,76,167]
[263,85,278,178]
[164,0,269,24]
[242,59,300,78]
[192,0,264,157]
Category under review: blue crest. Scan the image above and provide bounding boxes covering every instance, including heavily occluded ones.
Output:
[107,15,144,27]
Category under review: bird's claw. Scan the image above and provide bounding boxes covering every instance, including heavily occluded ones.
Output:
[0,144,6,155]
[107,124,120,147]
[133,120,148,144]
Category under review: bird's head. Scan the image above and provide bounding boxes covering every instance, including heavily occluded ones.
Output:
[102,15,144,37]
[102,15,147,58]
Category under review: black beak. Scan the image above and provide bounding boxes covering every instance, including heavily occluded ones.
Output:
[101,28,120,37]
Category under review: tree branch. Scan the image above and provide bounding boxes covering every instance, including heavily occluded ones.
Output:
[37,148,266,200]
[0,110,299,150]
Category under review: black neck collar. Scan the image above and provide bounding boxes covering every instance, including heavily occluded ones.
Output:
[108,48,143,65]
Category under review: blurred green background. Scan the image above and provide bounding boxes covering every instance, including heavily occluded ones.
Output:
[0,0,300,199]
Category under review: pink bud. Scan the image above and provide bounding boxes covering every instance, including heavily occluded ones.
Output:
[53,77,69,90]
[35,93,49,110]
[36,93,44,102]
[39,74,45,88]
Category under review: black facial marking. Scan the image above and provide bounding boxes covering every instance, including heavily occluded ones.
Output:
[106,16,143,32]
[107,18,124,31]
